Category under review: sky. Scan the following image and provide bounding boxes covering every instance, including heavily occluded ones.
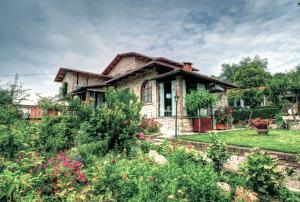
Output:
[0,0,299,104]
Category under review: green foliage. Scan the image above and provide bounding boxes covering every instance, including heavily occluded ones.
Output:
[0,151,44,201]
[0,122,37,159]
[37,96,94,155]
[207,134,230,173]
[234,56,271,88]
[91,151,228,202]
[241,89,264,109]
[231,107,280,121]
[219,63,240,83]
[76,88,142,161]
[185,89,218,117]
[38,115,78,154]
[241,149,283,196]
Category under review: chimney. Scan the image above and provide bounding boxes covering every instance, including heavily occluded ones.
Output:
[183,62,193,72]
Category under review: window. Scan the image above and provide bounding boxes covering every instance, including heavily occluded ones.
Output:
[141,81,152,103]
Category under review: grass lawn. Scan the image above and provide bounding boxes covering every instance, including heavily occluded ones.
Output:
[180,129,300,154]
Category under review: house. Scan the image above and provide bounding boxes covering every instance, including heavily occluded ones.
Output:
[54,52,236,135]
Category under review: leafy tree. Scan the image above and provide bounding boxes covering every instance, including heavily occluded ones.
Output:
[219,55,270,88]
[235,56,270,86]
[219,63,240,83]
[241,88,264,122]
[185,89,218,133]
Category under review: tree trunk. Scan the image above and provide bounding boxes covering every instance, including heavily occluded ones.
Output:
[198,108,201,134]
[248,109,253,125]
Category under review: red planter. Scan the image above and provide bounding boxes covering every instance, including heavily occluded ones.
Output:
[192,118,213,133]
[216,123,228,130]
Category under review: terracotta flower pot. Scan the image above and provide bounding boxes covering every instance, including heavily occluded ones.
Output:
[256,128,269,134]
[216,123,228,130]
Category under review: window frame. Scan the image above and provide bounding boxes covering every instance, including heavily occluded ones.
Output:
[141,80,152,104]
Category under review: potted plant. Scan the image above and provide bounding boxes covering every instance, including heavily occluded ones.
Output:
[185,89,218,133]
[252,118,269,134]
[215,106,232,130]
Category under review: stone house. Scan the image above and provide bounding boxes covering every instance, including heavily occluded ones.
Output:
[54,52,236,135]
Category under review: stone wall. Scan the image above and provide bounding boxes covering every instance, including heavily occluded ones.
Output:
[108,57,148,77]
[157,117,193,136]
[62,72,106,93]
[215,91,229,107]
[114,69,158,118]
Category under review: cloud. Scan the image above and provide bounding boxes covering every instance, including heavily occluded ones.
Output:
[0,0,299,103]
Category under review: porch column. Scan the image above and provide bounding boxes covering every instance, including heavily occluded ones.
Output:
[176,76,184,119]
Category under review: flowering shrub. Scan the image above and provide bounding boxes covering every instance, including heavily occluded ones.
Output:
[251,118,269,129]
[215,106,233,124]
[41,152,87,197]
[140,117,161,135]
[0,151,89,201]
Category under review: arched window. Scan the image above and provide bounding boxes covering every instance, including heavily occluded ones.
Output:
[141,80,152,103]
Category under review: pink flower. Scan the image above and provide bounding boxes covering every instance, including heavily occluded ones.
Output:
[63,160,71,167]
[137,132,145,140]
[187,144,193,150]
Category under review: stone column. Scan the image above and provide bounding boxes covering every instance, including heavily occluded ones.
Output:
[176,76,183,119]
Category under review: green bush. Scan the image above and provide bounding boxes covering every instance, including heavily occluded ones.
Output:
[241,149,283,196]
[0,122,37,159]
[38,115,78,154]
[76,88,142,161]
[91,151,228,202]
[207,134,230,173]
[232,107,280,121]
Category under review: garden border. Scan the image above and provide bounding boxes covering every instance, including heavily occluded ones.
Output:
[147,136,299,165]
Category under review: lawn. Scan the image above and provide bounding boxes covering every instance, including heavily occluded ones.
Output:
[180,129,300,154]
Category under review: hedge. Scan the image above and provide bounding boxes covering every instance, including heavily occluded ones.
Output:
[232,107,280,121]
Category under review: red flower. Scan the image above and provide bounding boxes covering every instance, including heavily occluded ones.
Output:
[111,159,116,164]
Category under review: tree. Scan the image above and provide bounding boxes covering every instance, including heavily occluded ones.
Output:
[241,88,264,122]
[219,63,240,83]
[234,56,271,88]
[219,55,270,87]
[185,89,218,133]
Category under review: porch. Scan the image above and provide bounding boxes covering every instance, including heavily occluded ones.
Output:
[151,68,236,135]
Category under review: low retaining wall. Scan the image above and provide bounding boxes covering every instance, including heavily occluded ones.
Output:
[148,136,298,163]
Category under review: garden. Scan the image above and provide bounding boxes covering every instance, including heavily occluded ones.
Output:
[1,80,300,202]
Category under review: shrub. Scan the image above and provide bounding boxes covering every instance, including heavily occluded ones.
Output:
[140,117,160,135]
[232,107,280,122]
[241,149,283,196]
[207,134,230,173]
[76,88,142,161]
[0,151,45,201]
[0,122,38,159]
[38,115,78,154]
[91,151,228,201]
[0,151,89,201]
[215,106,233,124]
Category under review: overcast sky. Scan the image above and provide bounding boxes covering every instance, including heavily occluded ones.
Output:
[0,0,299,104]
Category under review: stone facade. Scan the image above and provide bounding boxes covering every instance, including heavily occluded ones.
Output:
[114,69,158,118]
[108,57,148,77]
[62,72,107,93]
